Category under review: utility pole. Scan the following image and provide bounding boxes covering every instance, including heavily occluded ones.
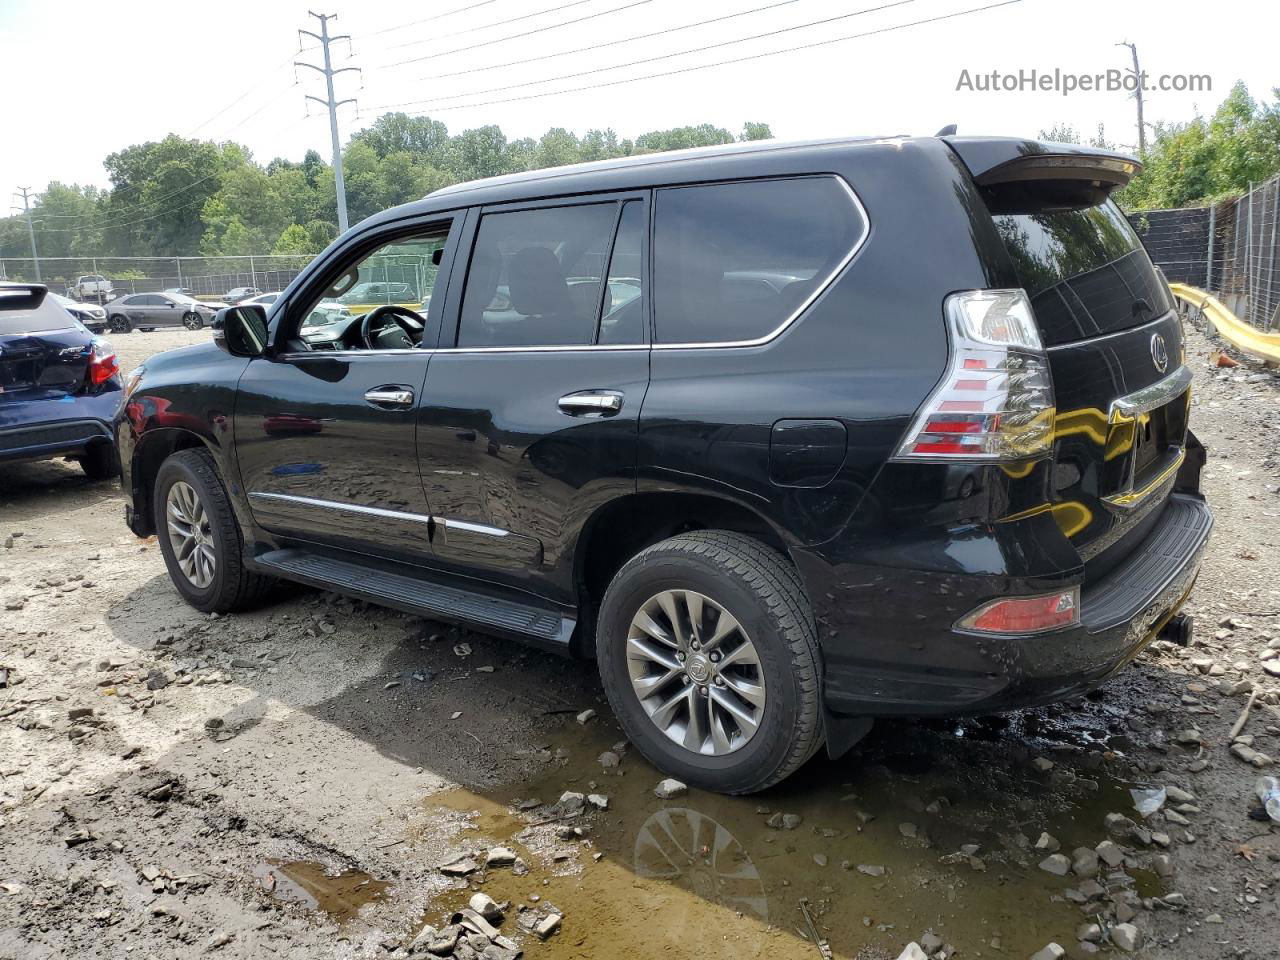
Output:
[1116,41,1146,155]
[296,12,359,235]
[14,188,41,282]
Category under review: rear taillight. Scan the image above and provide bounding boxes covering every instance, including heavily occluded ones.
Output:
[896,289,1055,460]
[88,343,119,385]
[957,588,1080,635]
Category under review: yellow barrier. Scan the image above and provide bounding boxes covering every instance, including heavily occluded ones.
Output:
[342,301,424,317]
[1168,282,1280,365]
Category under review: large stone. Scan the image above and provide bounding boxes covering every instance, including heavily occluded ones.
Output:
[1071,847,1100,878]
[894,944,928,960]
[1034,832,1061,853]
[1095,840,1126,867]
[1030,945,1065,960]
[485,847,517,868]
[469,892,504,924]
[533,913,562,940]
[1039,854,1071,876]
[1110,923,1142,953]
[654,778,687,799]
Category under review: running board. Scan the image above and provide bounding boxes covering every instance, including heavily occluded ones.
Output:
[254,548,574,650]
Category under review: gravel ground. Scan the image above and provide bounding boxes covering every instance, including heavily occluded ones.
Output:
[1,320,1278,960]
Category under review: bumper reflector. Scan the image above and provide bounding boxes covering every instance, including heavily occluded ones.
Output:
[958,588,1080,635]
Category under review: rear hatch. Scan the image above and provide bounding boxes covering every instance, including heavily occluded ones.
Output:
[0,288,94,403]
[948,138,1190,574]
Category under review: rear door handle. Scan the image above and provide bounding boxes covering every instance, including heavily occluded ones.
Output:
[558,390,624,417]
[364,385,415,409]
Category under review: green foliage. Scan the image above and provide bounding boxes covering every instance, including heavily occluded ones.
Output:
[0,116,771,262]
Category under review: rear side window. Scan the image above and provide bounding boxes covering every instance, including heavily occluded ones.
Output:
[459,202,617,348]
[653,177,864,345]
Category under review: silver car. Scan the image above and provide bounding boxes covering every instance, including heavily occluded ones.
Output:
[106,292,222,333]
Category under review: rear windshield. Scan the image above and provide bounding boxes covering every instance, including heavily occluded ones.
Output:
[0,298,76,335]
[989,198,1173,346]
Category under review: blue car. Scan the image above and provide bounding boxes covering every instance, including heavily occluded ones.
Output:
[0,283,123,478]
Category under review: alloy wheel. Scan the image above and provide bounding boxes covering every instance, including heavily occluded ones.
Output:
[626,589,767,756]
[165,480,216,589]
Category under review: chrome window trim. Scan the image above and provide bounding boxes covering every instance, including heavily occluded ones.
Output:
[276,176,869,357]
[1044,310,1178,351]
[248,491,432,525]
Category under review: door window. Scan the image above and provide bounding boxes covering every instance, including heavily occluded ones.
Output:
[598,200,646,346]
[458,202,618,348]
[652,177,865,345]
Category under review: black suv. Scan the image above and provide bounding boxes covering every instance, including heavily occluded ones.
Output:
[116,135,1212,794]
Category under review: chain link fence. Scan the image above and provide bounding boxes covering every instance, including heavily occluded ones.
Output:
[1130,173,1280,330]
[0,255,316,301]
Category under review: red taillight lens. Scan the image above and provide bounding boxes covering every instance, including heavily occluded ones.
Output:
[958,588,1080,635]
[88,345,119,385]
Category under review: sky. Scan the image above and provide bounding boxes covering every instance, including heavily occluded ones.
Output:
[1,0,1277,208]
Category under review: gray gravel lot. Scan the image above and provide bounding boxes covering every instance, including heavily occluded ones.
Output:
[1,321,1279,960]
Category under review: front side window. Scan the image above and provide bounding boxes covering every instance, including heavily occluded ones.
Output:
[458,203,618,348]
[653,177,864,345]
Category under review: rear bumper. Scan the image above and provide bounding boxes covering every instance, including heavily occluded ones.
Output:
[0,417,113,463]
[822,493,1212,716]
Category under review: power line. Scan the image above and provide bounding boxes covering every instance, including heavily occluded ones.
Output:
[384,0,594,52]
[13,189,41,281]
[296,11,361,235]
[368,0,918,113]
[368,0,651,72]
[360,0,502,39]
[383,0,1028,117]
[408,0,803,84]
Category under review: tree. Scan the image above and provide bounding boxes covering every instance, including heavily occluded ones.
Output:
[740,122,773,142]
[273,224,319,255]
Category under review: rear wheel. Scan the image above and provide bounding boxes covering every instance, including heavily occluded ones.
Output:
[108,315,131,333]
[78,441,118,480]
[182,312,203,330]
[596,530,823,794]
[153,448,275,613]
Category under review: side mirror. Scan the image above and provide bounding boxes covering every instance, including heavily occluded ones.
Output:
[213,305,269,357]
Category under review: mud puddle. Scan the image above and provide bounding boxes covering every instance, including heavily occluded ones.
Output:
[252,860,390,924]
[415,709,1169,959]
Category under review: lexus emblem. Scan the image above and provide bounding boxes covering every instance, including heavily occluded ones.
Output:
[1150,333,1169,373]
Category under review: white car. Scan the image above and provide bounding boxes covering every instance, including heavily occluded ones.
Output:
[70,275,114,303]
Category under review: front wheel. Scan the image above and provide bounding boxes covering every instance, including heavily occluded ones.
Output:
[153,448,276,613]
[182,312,203,330]
[596,531,823,794]
[108,315,131,333]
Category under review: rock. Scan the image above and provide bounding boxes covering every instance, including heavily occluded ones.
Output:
[781,813,803,830]
[1095,840,1126,867]
[144,669,170,691]
[856,864,886,877]
[1035,832,1061,853]
[557,791,586,815]
[205,931,233,951]
[1231,742,1274,767]
[919,932,944,953]
[586,793,609,810]
[597,751,621,769]
[813,853,828,867]
[1151,853,1175,877]
[1039,854,1071,876]
[898,822,919,839]
[485,847,517,868]
[654,778,687,799]
[533,913,562,939]
[1173,728,1203,745]
[1204,913,1224,924]
[454,643,472,658]
[1105,812,1139,837]
[440,856,479,876]
[895,944,928,960]
[1077,923,1103,943]
[1030,945,1065,960]
[468,892,504,924]
[427,925,461,955]
[1071,847,1100,878]
[575,708,596,725]
[1110,922,1142,953]
[1032,757,1055,772]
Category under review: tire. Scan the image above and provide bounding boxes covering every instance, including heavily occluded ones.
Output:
[182,312,203,331]
[153,448,276,613]
[79,441,119,480]
[108,315,131,333]
[596,530,823,794]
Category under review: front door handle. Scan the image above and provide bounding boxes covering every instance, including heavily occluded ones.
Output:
[558,390,624,417]
[364,385,415,409]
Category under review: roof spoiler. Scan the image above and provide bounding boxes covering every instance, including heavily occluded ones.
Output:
[943,136,1140,190]
[0,283,48,311]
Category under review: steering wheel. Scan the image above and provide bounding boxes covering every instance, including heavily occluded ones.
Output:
[361,305,424,350]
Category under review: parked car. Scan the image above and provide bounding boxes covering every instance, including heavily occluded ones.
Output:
[51,293,108,333]
[106,292,222,333]
[69,274,114,303]
[223,286,262,304]
[337,281,416,306]
[1,284,122,478]
[116,135,1212,794]
[164,287,195,297]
